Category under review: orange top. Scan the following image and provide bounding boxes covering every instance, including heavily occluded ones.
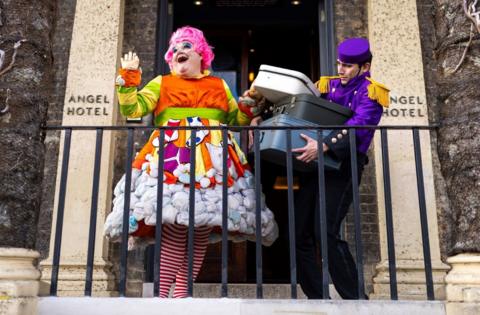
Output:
[154,74,229,117]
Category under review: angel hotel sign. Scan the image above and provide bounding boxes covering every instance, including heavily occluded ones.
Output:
[382,94,426,118]
[65,94,110,116]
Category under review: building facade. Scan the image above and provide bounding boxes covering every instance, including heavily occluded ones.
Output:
[1,0,479,314]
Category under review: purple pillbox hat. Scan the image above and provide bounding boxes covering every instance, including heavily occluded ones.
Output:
[337,38,372,64]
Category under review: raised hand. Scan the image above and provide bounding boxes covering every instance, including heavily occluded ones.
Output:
[121,51,140,70]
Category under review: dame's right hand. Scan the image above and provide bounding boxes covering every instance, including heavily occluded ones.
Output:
[121,51,140,70]
[248,116,263,150]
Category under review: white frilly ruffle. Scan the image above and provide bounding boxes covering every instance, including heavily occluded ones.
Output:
[104,168,278,246]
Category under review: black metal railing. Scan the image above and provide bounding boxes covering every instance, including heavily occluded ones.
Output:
[42,124,437,300]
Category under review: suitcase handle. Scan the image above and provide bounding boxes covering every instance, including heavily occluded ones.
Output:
[258,130,265,144]
[273,105,287,115]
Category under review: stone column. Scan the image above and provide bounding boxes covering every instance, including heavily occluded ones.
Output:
[0,248,40,315]
[367,0,449,299]
[445,254,480,315]
[40,0,125,296]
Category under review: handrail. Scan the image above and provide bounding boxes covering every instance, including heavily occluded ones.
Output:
[42,124,439,131]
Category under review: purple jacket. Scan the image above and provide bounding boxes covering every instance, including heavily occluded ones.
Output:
[322,71,383,156]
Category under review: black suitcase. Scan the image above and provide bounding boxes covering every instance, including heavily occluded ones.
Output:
[272,93,353,125]
[259,114,342,172]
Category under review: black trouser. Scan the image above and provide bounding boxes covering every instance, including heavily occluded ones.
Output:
[294,153,367,299]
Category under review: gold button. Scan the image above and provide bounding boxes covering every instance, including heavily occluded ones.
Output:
[331,138,337,144]
[342,129,348,135]
[337,134,343,139]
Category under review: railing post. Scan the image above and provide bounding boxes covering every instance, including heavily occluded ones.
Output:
[412,128,434,300]
[153,129,166,297]
[50,128,72,296]
[380,128,398,300]
[119,128,134,297]
[253,129,263,299]
[349,127,366,299]
[85,128,104,296]
[285,130,297,299]
[316,129,330,299]
[221,128,229,297]
[187,129,197,297]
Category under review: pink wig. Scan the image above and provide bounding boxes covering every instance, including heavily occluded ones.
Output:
[164,26,214,71]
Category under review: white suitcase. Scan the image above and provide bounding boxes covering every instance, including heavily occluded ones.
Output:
[252,65,321,103]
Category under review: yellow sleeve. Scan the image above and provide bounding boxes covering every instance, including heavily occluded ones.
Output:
[117,75,162,118]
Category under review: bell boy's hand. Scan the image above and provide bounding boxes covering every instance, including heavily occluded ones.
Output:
[292,133,328,163]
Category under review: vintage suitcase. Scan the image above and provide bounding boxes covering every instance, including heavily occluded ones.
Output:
[272,94,353,125]
[252,65,320,103]
[258,114,342,172]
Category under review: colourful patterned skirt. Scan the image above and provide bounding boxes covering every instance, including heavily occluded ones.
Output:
[104,117,278,246]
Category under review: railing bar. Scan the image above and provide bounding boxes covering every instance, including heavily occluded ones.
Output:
[42,125,439,131]
[221,128,229,297]
[285,130,297,299]
[187,129,197,297]
[50,128,72,296]
[349,128,365,299]
[380,129,398,300]
[240,129,249,158]
[253,129,263,299]
[85,128,103,296]
[119,128,134,297]
[153,129,166,297]
[412,128,435,300]
[316,130,330,298]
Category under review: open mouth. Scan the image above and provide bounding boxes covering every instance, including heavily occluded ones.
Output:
[176,54,189,63]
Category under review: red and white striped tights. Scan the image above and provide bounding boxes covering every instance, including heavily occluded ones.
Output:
[159,224,212,298]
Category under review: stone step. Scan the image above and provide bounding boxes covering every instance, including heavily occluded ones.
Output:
[38,297,447,315]
[142,283,341,299]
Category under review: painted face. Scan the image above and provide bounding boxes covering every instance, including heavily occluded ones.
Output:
[336,60,362,85]
[170,41,203,78]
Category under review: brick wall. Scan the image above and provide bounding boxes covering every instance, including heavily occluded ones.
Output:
[36,0,77,259]
[109,0,160,297]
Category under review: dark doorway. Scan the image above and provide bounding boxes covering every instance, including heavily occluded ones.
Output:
[167,0,320,283]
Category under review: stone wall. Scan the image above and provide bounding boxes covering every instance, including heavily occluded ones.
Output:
[416,0,480,256]
[0,0,55,249]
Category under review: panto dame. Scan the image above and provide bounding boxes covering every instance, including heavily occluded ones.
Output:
[103,26,277,298]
